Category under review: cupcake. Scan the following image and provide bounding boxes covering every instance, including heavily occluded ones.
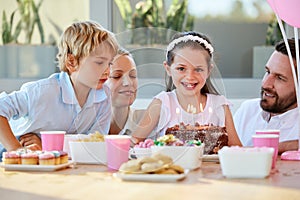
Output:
[39,152,55,165]
[52,151,61,165]
[21,152,38,165]
[2,151,21,164]
[59,151,68,164]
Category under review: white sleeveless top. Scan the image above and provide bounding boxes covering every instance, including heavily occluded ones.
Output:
[154,90,231,138]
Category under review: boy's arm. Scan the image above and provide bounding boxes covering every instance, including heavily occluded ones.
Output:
[0,116,22,151]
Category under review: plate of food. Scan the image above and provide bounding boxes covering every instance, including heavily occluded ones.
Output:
[114,153,189,182]
[113,169,189,182]
[202,154,219,162]
[0,161,74,172]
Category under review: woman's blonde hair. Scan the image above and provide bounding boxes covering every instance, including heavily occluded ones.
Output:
[57,21,119,72]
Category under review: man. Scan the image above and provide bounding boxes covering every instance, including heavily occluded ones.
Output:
[234,38,299,154]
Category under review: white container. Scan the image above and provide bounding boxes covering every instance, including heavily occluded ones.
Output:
[218,146,274,178]
[131,147,152,158]
[150,144,204,170]
[69,141,106,164]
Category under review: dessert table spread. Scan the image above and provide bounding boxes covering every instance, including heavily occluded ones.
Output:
[0,159,300,200]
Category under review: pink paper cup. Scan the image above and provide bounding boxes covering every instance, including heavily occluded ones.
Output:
[256,129,280,135]
[41,131,66,151]
[105,135,131,170]
[252,134,279,169]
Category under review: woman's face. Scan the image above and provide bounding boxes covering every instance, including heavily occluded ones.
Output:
[107,54,138,107]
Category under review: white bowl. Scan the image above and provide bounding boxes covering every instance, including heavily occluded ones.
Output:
[131,147,152,158]
[69,141,106,164]
[150,144,204,170]
[218,146,274,178]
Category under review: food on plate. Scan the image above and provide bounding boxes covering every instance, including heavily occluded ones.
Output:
[2,149,68,165]
[119,153,184,175]
[165,122,228,154]
[119,159,141,173]
[52,151,61,165]
[21,152,39,165]
[39,152,55,165]
[151,153,173,165]
[2,151,21,164]
[76,131,105,142]
[141,162,164,172]
[59,151,68,164]
[134,138,154,148]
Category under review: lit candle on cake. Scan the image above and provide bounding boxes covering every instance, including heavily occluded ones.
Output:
[192,105,196,126]
[176,107,182,123]
[208,107,213,127]
[200,103,204,125]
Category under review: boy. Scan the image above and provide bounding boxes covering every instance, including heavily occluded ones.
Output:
[0,21,119,160]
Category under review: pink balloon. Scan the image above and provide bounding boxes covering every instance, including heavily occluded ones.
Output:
[266,0,276,12]
[274,0,300,28]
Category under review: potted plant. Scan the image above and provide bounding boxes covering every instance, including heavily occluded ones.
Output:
[252,14,283,78]
[114,0,194,46]
[0,0,57,78]
[113,0,194,86]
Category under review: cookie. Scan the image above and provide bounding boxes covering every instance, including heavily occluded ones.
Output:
[138,156,159,164]
[119,159,141,173]
[141,162,163,173]
[152,153,173,165]
[155,168,178,174]
[169,165,184,174]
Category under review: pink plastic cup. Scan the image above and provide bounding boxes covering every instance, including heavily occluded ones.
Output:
[105,135,131,170]
[256,129,280,135]
[40,131,66,151]
[252,134,279,169]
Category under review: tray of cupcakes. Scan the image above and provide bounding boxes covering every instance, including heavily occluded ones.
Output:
[1,149,73,171]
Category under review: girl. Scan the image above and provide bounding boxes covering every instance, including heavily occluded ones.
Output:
[131,31,242,147]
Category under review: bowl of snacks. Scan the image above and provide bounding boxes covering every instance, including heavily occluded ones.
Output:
[218,146,274,178]
[131,139,154,159]
[69,131,106,164]
[150,135,204,170]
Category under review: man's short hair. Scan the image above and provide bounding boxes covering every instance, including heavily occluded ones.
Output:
[275,38,300,60]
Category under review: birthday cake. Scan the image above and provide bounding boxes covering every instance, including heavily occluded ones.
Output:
[165,122,228,154]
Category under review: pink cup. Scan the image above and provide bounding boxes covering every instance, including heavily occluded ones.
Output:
[40,131,66,151]
[252,134,279,169]
[105,135,131,170]
[256,129,280,135]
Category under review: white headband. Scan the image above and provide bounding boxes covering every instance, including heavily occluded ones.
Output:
[166,35,214,55]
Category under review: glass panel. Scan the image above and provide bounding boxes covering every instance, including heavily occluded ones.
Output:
[112,0,275,78]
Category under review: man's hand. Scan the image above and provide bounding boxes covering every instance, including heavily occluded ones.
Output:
[19,133,42,150]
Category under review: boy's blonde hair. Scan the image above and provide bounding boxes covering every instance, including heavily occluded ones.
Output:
[57,21,119,72]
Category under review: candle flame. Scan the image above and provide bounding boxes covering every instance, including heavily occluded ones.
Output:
[200,103,204,112]
[176,107,180,114]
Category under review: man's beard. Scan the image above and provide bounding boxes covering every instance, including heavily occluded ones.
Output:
[260,88,297,114]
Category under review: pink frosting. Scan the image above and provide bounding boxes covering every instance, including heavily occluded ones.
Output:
[39,152,55,160]
[58,151,67,156]
[3,151,20,158]
[21,152,38,158]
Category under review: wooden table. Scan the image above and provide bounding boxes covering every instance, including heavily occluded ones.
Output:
[1,159,300,200]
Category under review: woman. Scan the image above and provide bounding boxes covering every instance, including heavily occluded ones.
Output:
[106,49,145,135]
